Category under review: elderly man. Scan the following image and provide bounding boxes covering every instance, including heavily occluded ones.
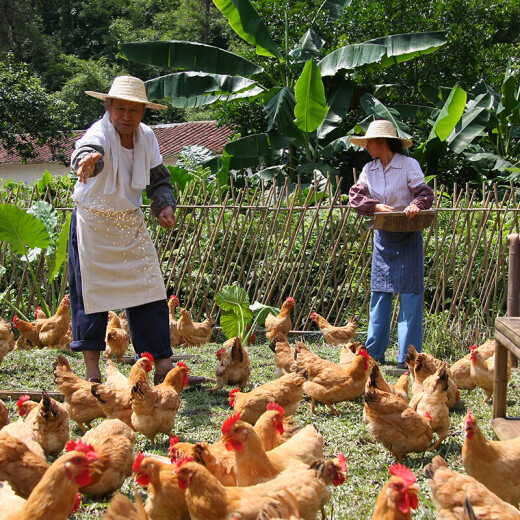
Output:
[68,75,199,384]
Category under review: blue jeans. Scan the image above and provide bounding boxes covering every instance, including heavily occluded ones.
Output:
[365,291,423,363]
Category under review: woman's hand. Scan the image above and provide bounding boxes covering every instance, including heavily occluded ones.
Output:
[76,152,102,184]
[375,203,394,213]
[158,205,176,229]
[404,203,420,218]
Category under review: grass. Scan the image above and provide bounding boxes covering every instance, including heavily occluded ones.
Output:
[1,333,519,519]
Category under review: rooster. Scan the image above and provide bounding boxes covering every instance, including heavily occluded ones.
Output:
[210,336,250,391]
[265,297,295,341]
[105,311,130,362]
[177,308,214,347]
[253,402,298,451]
[371,463,419,520]
[450,339,495,390]
[310,312,358,345]
[469,345,507,403]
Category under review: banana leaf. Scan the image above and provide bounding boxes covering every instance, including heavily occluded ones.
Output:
[319,43,386,76]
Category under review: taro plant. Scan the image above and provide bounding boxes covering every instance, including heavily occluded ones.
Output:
[214,284,278,343]
[120,0,447,185]
[0,201,70,317]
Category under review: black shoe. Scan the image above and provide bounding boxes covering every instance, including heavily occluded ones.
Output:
[396,362,407,370]
[372,356,385,365]
[187,375,208,386]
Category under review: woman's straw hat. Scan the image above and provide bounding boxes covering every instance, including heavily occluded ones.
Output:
[350,119,413,149]
[85,75,167,110]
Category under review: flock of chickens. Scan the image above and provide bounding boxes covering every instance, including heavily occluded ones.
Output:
[0,295,518,519]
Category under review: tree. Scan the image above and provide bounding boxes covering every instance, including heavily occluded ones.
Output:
[120,0,447,184]
[0,55,75,163]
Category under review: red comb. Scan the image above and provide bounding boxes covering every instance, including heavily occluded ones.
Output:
[266,402,284,416]
[173,455,194,473]
[177,361,189,371]
[12,316,19,327]
[228,388,239,407]
[132,452,145,473]
[141,352,154,362]
[389,463,416,487]
[216,348,226,359]
[17,394,31,405]
[170,435,180,447]
[338,452,347,472]
[310,311,317,319]
[470,345,477,353]
[358,349,370,359]
[286,297,295,303]
[66,439,98,461]
[465,409,473,423]
[221,412,241,435]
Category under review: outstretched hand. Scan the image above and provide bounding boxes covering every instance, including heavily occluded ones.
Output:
[158,205,176,229]
[76,152,102,184]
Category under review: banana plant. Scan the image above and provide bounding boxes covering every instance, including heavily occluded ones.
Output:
[120,0,447,183]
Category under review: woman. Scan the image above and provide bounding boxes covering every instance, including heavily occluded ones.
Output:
[349,120,434,370]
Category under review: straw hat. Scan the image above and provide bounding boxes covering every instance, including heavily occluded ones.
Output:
[350,119,412,149]
[85,75,167,110]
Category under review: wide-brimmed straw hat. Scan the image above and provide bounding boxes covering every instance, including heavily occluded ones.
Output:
[350,119,413,149]
[85,75,167,110]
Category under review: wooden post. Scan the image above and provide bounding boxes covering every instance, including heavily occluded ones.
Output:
[507,233,520,366]
[493,331,508,418]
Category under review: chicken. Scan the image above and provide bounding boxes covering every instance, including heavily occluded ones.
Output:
[229,369,307,424]
[296,345,374,414]
[168,295,185,347]
[211,336,250,391]
[364,370,433,460]
[131,361,188,443]
[256,489,301,520]
[268,335,297,377]
[173,453,347,520]
[177,308,214,347]
[119,310,130,335]
[79,418,135,496]
[0,316,15,364]
[221,412,324,486]
[189,440,237,486]
[425,455,520,520]
[2,438,99,520]
[31,294,71,348]
[105,311,131,361]
[53,354,106,432]
[107,353,154,391]
[409,364,450,449]
[371,463,419,520]
[22,390,70,457]
[253,402,298,452]
[462,409,520,506]
[370,364,409,403]
[12,315,44,348]
[103,487,148,520]
[2,420,46,458]
[0,429,49,499]
[469,345,508,403]
[450,339,495,391]
[265,297,295,341]
[310,311,358,345]
[0,398,10,428]
[339,341,365,365]
[133,452,189,520]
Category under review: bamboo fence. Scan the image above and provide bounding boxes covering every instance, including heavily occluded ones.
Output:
[1,178,518,336]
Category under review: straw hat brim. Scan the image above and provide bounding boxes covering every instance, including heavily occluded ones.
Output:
[85,90,167,110]
[350,134,413,149]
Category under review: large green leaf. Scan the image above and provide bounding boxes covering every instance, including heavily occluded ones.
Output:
[146,73,260,101]
[120,40,262,76]
[430,85,467,141]
[290,28,324,62]
[294,60,328,133]
[220,309,244,339]
[48,213,71,280]
[213,0,283,60]
[224,134,271,158]
[215,285,253,339]
[250,301,280,325]
[320,0,352,19]
[498,69,520,128]
[0,203,50,255]
[360,94,413,140]
[366,32,447,68]
[321,136,354,157]
[317,77,353,139]
[263,87,297,132]
[319,43,386,77]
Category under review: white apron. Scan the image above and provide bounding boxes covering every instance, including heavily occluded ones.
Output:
[76,204,167,314]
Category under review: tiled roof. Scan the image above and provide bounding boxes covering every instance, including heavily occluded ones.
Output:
[0,121,233,165]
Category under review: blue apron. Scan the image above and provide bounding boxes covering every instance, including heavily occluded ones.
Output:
[371,230,424,293]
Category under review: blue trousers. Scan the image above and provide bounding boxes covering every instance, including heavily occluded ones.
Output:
[365,291,423,363]
[68,209,173,360]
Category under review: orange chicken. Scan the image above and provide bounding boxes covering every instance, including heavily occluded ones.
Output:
[79,418,136,496]
[409,364,451,449]
[296,346,374,414]
[371,463,419,520]
[168,295,185,347]
[265,297,295,341]
[53,354,106,432]
[450,339,495,390]
[310,312,358,345]
[119,310,130,335]
[268,335,297,377]
[2,439,99,520]
[174,454,347,520]
[2,419,45,458]
[228,369,307,424]
[103,487,148,520]
[221,412,324,486]
[105,311,130,361]
[256,489,301,520]
[364,370,433,460]
[370,364,409,403]
[462,409,520,507]
[425,455,520,520]
[0,429,49,499]
[133,452,189,520]
[12,315,44,348]
[131,361,188,443]
[0,316,15,364]
[0,398,9,428]
[211,336,250,391]
[339,341,365,365]
[469,345,507,402]
[177,308,214,347]
[254,402,298,451]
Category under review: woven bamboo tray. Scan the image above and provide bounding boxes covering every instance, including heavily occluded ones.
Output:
[370,209,436,232]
